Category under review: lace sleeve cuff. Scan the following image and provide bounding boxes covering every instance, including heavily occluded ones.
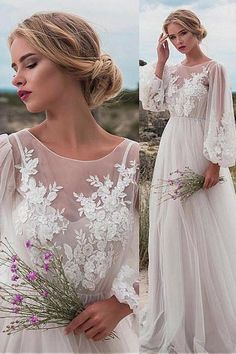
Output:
[203,112,236,167]
[110,265,139,313]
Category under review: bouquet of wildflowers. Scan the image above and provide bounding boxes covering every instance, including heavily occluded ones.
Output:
[0,238,117,339]
[153,167,225,204]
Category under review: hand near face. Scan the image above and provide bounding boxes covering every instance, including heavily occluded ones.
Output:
[64,296,132,341]
[157,33,169,64]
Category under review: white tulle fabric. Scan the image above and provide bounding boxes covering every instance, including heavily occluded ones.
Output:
[140,61,236,353]
[0,128,139,354]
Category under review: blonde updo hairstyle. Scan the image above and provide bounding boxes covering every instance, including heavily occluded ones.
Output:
[163,9,207,42]
[8,11,123,108]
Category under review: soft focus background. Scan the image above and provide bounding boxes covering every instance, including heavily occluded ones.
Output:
[0,0,138,140]
[140,0,236,279]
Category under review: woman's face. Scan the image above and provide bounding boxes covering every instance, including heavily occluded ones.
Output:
[167,22,199,54]
[10,36,78,113]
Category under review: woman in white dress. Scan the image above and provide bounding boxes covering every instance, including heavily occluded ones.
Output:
[140,9,236,354]
[0,11,139,353]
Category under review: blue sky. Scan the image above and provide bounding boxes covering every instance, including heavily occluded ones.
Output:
[140,0,236,90]
[0,0,138,90]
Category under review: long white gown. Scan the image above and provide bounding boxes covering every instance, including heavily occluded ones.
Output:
[0,128,139,353]
[139,60,236,354]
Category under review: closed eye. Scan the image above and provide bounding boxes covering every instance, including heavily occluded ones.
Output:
[26,63,37,69]
[12,63,37,77]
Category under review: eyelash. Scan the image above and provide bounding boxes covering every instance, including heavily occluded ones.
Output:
[12,63,37,77]
[170,31,187,40]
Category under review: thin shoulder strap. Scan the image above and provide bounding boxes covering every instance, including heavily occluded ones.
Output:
[121,140,134,166]
[12,133,26,165]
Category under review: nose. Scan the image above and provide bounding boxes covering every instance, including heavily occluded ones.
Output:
[12,71,26,87]
[176,36,183,46]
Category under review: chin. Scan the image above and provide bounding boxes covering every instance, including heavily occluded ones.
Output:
[25,104,45,113]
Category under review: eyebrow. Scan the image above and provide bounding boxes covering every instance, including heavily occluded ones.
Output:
[168,29,186,37]
[11,53,37,69]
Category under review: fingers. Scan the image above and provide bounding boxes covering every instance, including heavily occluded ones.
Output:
[203,177,219,189]
[74,319,94,335]
[158,33,168,41]
[82,326,105,340]
[157,33,168,47]
[64,308,90,335]
[92,330,109,342]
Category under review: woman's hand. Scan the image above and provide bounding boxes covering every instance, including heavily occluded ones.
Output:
[157,33,169,64]
[64,296,132,341]
[203,162,220,189]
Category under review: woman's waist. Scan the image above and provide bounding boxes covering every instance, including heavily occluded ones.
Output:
[169,115,206,121]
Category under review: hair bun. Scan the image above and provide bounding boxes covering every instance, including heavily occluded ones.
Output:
[92,54,112,80]
[200,26,207,39]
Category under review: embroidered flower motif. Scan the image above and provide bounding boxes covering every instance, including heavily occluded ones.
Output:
[167,66,208,117]
[62,160,138,292]
[203,110,236,166]
[14,148,69,248]
[14,145,139,298]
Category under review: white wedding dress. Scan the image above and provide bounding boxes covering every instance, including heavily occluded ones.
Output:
[140,60,236,353]
[0,128,139,353]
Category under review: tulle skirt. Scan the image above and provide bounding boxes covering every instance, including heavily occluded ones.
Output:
[140,116,236,354]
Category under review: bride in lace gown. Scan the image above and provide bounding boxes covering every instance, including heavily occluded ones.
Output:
[140,9,236,354]
[0,12,139,353]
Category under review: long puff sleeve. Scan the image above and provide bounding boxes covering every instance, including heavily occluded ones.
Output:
[139,62,168,112]
[203,63,236,167]
[109,143,139,327]
[0,134,16,238]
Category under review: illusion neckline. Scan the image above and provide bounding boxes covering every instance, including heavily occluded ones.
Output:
[180,59,214,68]
[23,128,127,163]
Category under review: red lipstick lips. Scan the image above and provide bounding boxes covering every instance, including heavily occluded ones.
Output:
[179,46,186,50]
[18,90,32,101]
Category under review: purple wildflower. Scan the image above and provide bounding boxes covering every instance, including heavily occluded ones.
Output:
[29,315,39,325]
[43,251,53,261]
[25,240,32,249]
[10,264,18,273]
[11,255,18,262]
[11,294,23,305]
[42,290,49,298]
[26,271,38,281]
[11,274,19,282]
[43,263,49,272]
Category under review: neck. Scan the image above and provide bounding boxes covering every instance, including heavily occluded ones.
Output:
[40,86,107,148]
[184,45,206,63]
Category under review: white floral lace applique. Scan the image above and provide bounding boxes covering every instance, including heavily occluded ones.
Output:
[203,110,236,166]
[63,160,138,291]
[166,68,179,99]
[111,264,138,311]
[14,147,69,246]
[169,66,208,117]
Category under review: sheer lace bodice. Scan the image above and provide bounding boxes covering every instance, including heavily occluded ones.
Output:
[0,129,139,312]
[140,60,236,167]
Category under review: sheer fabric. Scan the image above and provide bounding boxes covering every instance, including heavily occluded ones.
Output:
[0,128,139,353]
[140,61,236,353]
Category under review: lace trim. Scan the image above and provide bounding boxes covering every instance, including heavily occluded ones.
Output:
[111,265,138,311]
[203,111,236,167]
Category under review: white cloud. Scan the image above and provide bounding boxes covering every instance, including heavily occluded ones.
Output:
[140,0,236,90]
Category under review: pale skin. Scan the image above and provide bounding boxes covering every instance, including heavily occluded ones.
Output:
[10,36,133,340]
[155,22,220,190]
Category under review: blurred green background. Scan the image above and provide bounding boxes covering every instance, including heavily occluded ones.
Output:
[0,89,139,141]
